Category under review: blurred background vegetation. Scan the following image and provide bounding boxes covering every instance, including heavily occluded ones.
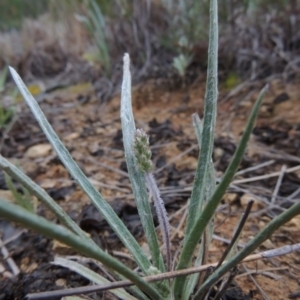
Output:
[0,0,48,30]
[0,0,299,86]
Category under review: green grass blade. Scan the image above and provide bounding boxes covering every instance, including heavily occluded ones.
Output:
[21,184,37,212]
[182,235,205,300]
[90,0,106,28]
[193,199,300,299]
[121,54,162,271]
[0,66,8,92]
[0,199,163,300]
[4,172,33,212]
[192,113,217,208]
[183,113,217,299]
[87,0,110,73]
[193,112,216,241]
[0,155,89,241]
[53,257,138,300]
[184,0,218,238]
[9,66,153,275]
[174,85,268,299]
[173,0,219,297]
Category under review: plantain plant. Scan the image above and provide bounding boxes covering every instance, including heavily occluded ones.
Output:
[1,1,300,299]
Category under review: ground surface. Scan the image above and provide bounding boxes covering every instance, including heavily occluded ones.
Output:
[0,74,300,299]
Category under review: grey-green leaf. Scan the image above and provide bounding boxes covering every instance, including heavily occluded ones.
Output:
[121,54,162,271]
[174,84,268,299]
[0,199,163,299]
[9,66,152,275]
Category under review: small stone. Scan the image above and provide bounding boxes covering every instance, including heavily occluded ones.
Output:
[52,240,73,255]
[20,257,30,272]
[240,193,263,211]
[40,179,57,189]
[55,278,66,287]
[26,262,38,273]
[3,271,14,278]
[25,144,52,158]
[223,193,238,205]
[95,127,105,134]
[214,147,224,160]
[286,215,300,231]
[64,132,80,141]
[262,239,275,249]
[0,263,5,273]
[0,190,15,203]
[141,242,151,257]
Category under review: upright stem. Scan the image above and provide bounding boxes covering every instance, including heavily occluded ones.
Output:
[134,129,172,272]
[145,173,171,272]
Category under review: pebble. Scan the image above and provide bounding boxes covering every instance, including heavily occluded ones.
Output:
[25,144,52,158]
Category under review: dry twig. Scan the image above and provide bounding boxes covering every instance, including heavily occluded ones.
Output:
[26,243,300,299]
[0,238,20,276]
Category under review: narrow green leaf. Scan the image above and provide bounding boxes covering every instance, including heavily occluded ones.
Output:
[4,173,33,212]
[9,67,152,274]
[55,257,149,299]
[121,54,162,271]
[0,199,163,300]
[0,66,8,92]
[174,0,219,297]
[183,113,216,299]
[193,198,300,299]
[90,0,106,28]
[184,0,219,238]
[174,85,268,299]
[182,234,205,300]
[53,257,137,300]
[0,155,92,242]
[192,113,217,210]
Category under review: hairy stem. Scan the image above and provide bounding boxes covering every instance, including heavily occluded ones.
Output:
[134,128,172,272]
[145,173,171,272]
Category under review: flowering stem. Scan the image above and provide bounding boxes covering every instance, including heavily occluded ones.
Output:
[134,129,172,271]
[145,172,171,272]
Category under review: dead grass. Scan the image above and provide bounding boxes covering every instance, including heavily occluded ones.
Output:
[1,1,300,88]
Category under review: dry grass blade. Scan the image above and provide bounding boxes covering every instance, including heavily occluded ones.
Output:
[154,144,198,174]
[242,264,270,300]
[232,165,300,184]
[210,267,238,300]
[235,160,275,176]
[236,266,288,280]
[214,200,254,270]
[0,238,20,276]
[271,165,286,205]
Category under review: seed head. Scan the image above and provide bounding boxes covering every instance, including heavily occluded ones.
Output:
[134,129,153,173]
